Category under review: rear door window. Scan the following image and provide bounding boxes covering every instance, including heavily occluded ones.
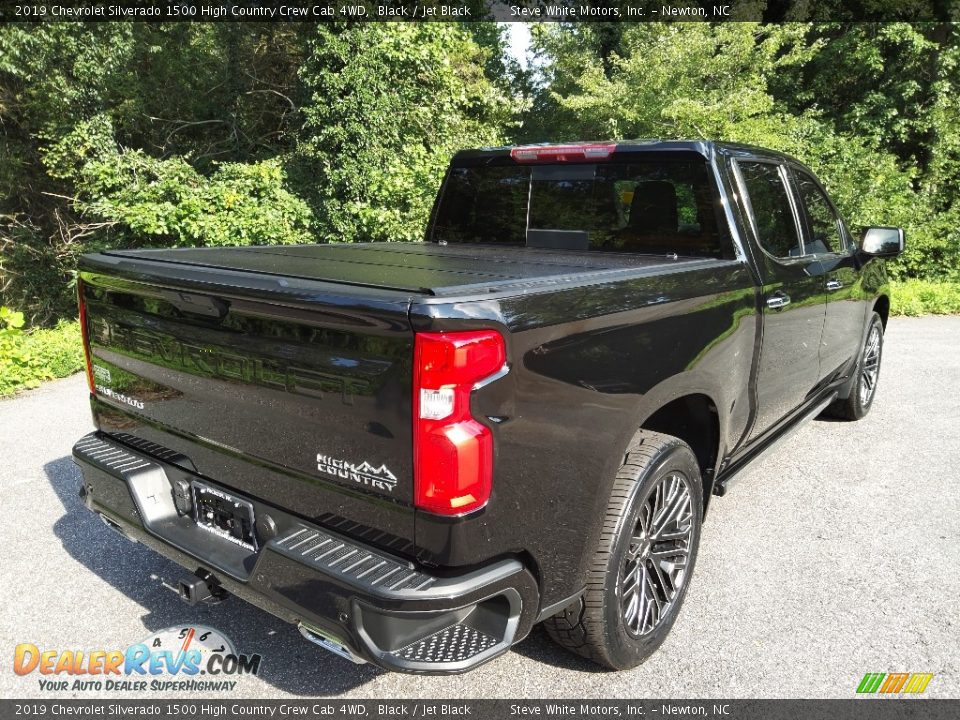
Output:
[736,161,802,259]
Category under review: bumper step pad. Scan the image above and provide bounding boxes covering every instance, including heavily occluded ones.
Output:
[274,526,437,594]
[74,435,152,476]
[393,623,499,664]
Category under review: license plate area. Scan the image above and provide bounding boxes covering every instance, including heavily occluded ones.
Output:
[192,481,257,551]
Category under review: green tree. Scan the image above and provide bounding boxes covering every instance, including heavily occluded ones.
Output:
[1,22,516,323]
[292,23,515,243]
[527,21,958,281]
[770,23,960,280]
[2,19,957,331]
[0,23,312,322]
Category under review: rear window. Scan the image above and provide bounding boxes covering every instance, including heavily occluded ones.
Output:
[430,159,726,257]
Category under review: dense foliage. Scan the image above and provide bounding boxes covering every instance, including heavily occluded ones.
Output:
[0,23,515,323]
[1,21,958,335]
[525,23,960,283]
[0,307,83,395]
[892,279,960,316]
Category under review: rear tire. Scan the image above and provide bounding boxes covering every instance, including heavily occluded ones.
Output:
[543,430,703,670]
[824,312,884,421]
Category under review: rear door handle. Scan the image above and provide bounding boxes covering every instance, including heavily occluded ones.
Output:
[766,291,791,310]
[826,279,843,292]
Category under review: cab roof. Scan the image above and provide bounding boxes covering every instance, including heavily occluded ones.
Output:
[451,139,802,167]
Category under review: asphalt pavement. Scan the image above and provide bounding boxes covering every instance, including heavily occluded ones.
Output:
[1,316,957,699]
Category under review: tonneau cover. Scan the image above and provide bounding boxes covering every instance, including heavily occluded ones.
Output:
[105,242,698,297]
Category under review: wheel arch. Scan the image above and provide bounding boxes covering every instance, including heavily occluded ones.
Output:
[873,294,890,329]
[635,389,724,514]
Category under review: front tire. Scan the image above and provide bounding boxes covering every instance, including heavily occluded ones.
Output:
[543,430,703,670]
[824,312,884,421]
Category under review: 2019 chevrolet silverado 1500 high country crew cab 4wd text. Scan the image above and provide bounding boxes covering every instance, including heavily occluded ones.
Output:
[73,140,903,673]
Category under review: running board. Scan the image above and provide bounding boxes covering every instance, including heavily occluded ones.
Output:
[713,392,838,497]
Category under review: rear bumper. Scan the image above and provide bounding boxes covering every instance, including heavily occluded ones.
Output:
[72,432,538,674]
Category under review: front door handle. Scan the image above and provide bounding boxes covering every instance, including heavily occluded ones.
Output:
[826,278,843,292]
[766,291,791,310]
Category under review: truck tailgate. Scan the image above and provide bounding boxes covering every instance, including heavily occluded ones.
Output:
[79,255,417,556]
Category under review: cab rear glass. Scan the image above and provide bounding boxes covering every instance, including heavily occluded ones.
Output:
[430,159,727,258]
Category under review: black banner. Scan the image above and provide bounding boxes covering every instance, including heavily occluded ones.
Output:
[1,0,958,23]
[2,700,960,720]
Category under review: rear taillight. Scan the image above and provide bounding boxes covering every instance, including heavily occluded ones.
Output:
[510,143,616,163]
[413,330,506,515]
[77,280,95,394]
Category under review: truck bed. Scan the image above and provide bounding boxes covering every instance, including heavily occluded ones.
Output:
[103,242,702,297]
[76,240,727,565]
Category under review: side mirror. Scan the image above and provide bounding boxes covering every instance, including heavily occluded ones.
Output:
[860,226,905,257]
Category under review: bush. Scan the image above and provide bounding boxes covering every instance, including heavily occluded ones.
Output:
[0,25,516,323]
[890,280,960,316]
[79,150,314,249]
[294,24,514,243]
[0,307,84,396]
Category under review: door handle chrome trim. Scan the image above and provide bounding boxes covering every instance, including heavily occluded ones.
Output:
[826,279,843,291]
[766,292,791,310]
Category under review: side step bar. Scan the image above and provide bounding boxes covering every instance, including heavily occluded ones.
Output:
[714,391,838,497]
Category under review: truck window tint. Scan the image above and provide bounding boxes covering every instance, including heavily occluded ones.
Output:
[432,160,725,258]
[432,166,530,246]
[794,171,843,254]
[737,162,801,259]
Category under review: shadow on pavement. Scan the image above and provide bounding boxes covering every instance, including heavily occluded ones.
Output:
[43,455,384,696]
[508,624,608,673]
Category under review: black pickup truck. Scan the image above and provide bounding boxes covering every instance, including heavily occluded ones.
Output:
[73,140,904,674]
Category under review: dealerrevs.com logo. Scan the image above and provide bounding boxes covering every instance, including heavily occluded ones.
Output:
[856,672,934,695]
[14,626,261,692]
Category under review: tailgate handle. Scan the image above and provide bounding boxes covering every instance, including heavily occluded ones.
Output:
[167,292,229,319]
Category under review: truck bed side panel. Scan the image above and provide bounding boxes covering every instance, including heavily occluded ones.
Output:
[412,261,758,607]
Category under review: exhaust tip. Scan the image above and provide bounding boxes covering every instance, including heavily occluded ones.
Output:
[97,513,136,543]
[298,623,366,665]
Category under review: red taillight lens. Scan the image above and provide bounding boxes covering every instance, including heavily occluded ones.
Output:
[413,331,506,515]
[511,143,616,163]
[77,280,95,394]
